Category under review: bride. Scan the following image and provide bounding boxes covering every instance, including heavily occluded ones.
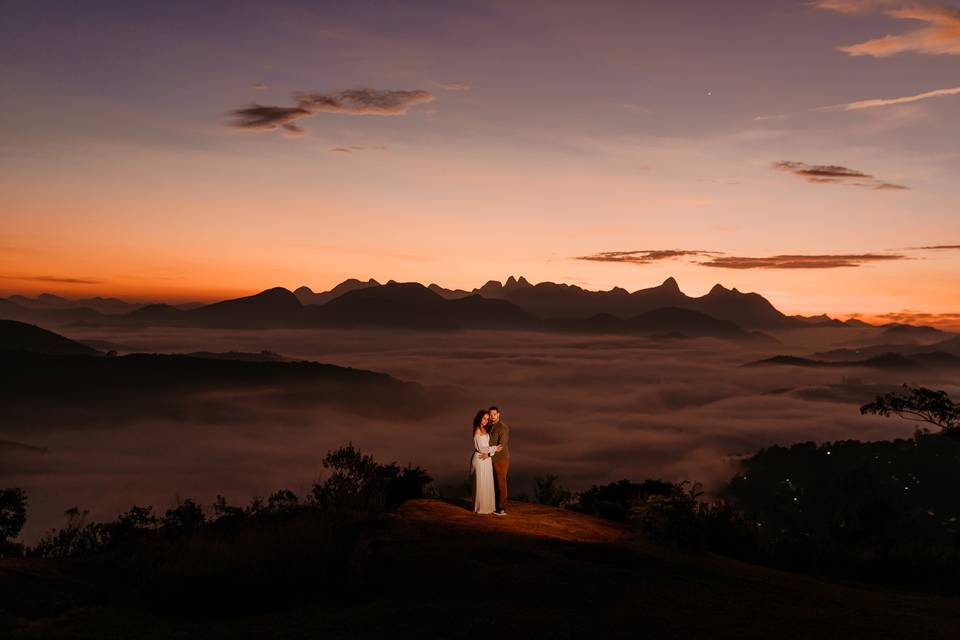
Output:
[472,409,503,514]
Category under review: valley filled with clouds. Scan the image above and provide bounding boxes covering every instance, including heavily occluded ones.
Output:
[5,323,956,542]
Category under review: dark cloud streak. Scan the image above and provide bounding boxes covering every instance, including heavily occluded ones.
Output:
[575,249,721,265]
[772,161,909,190]
[1,274,102,284]
[698,254,907,269]
[230,88,435,134]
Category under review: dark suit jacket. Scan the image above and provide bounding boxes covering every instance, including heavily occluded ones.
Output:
[489,420,510,461]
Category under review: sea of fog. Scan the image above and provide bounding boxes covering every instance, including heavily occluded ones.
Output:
[4,326,957,542]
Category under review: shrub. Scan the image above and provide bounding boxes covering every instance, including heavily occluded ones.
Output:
[32,507,107,557]
[571,479,681,522]
[0,487,27,557]
[629,481,705,549]
[162,498,206,535]
[311,444,431,511]
[533,474,572,507]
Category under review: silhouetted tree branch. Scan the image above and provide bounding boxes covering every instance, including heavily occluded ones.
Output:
[860,384,959,436]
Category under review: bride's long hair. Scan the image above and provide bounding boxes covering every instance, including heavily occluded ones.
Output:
[473,410,490,434]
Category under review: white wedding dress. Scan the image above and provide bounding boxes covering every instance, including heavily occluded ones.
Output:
[472,431,497,514]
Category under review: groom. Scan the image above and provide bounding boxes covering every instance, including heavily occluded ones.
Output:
[488,406,510,516]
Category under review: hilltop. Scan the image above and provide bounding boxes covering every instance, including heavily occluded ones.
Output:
[2,499,958,639]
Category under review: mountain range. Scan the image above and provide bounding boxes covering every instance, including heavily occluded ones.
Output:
[0,276,949,341]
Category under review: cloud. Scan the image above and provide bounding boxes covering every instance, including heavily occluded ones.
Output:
[813,0,899,14]
[820,85,960,110]
[1,274,102,284]
[253,83,268,91]
[772,161,909,190]
[698,253,907,269]
[820,2,960,56]
[293,89,435,115]
[610,102,652,114]
[230,88,435,134]
[10,326,945,541]
[575,249,721,265]
[330,145,387,153]
[910,244,960,249]
[437,82,470,91]
[229,105,312,132]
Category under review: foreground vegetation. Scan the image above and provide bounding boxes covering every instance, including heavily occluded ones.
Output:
[554,384,960,591]
[1,445,430,616]
[1,384,959,637]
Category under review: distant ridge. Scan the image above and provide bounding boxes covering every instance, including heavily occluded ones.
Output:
[745,350,960,371]
[428,276,806,329]
[0,319,100,356]
[10,276,955,335]
[295,278,380,305]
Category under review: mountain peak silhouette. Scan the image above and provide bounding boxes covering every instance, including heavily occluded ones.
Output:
[660,276,680,292]
[294,278,381,305]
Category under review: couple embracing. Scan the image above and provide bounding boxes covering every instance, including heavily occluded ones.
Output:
[471,406,510,516]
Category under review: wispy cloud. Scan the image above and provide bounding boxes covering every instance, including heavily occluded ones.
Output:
[818,2,960,57]
[575,249,721,265]
[1,274,102,284]
[436,82,470,91]
[698,253,906,269]
[819,85,960,110]
[813,0,899,14]
[329,145,387,153]
[609,102,652,114]
[230,88,435,134]
[908,243,960,249]
[772,161,909,190]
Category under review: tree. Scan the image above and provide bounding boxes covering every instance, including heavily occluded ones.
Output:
[0,488,27,554]
[860,385,959,436]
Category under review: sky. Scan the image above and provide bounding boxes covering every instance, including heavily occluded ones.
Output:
[1,0,959,324]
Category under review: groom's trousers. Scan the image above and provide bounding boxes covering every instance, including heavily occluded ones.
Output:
[493,457,509,510]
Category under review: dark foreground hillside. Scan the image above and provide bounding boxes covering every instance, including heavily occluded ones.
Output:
[2,499,958,639]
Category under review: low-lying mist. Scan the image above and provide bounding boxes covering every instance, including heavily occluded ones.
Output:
[3,326,957,543]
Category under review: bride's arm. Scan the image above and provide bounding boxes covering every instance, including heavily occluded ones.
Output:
[474,433,495,455]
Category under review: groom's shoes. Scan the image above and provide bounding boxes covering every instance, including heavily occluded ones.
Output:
[493,509,507,516]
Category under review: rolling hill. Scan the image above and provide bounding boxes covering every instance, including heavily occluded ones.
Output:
[0,319,100,356]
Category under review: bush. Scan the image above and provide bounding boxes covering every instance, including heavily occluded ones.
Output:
[571,479,681,522]
[533,475,572,507]
[629,481,705,549]
[311,444,431,511]
[32,507,107,557]
[162,498,206,535]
